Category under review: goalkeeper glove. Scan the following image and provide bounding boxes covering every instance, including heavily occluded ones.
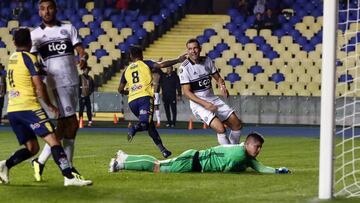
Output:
[275,167,290,174]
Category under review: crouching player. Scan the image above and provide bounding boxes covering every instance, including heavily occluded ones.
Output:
[0,28,92,186]
[109,132,290,174]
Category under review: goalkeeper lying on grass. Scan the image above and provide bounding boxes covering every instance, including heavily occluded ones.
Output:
[108,132,290,174]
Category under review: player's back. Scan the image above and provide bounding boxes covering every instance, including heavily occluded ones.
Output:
[199,144,253,172]
[7,51,41,112]
[124,60,154,102]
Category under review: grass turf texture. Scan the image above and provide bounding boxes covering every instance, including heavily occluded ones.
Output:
[0,130,357,203]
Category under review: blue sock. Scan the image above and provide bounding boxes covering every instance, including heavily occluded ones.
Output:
[6,148,33,169]
[51,145,73,178]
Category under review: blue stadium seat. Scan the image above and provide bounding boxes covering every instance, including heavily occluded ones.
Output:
[92,28,105,38]
[215,43,229,52]
[78,8,88,17]
[138,15,149,25]
[266,51,279,60]
[295,36,308,46]
[92,8,103,18]
[175,0,186,6]
[127,35,139,46]
[74,21,86,30]
[135,28,148,39]
[227,8,240,19]
[233,15,245,25]
[271,72,285,83]
[310,35,322,46]
[338,74,353,83]
[114,21,127,30]
[249,65,264,75]
[31,16,41,26]
[260,44,272,53]
[104,8,115,19]
[20,20,32,27]
[204,28,216,38]
[336,60,343,67]
[130,22,141,32]
[288,15,301,25]
[226,73,241,83]
[273,29,285,38]
[229,58,242,67]
[196,35,208,45]
[160,8,171,19]
[64,9,75,19]
[278,15,287,24]
[281,23,292,34]
[118,42,130,53]
[95,49,108,60]
[246,15,256,25]
[225,22,237,33]
[83,35,97,47]
[208,50,221,60]
[252,36,265,46]
[0,41,5,48]
[0,21,6,27]
[151,15,164,26]
[289,29,301,39]
[237,36,250,44]
[168,3,178,13]
[302,43,314,52]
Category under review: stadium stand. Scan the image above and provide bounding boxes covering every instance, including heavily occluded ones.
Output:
[0,0,358,98]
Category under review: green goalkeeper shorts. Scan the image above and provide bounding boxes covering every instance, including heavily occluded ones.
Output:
[159,149,198,173]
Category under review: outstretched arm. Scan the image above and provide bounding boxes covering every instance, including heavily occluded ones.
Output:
[212,72,229,98]
[75,45,88,70]
[153,53,187,69]
[250,159,290,174]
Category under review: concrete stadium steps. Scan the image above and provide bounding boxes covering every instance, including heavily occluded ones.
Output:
[144,14,230,59]
[100,15,229,92]
[99,72,122,92]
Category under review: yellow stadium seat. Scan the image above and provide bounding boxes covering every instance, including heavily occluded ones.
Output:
[295,22,307,31]
[107,27,119,38]
[223,35,236,45]
[109,49,121,60]
[266,36,279,46]
[297,89,311,96]
[244,43,257,52]
[201,43,213,55]
[245,29,257,39]
[303,16,315,26]
[89,42,101,53]
[312,74,321,83]
[228,88,238,96]
[263,65,277,75]
[284,73,298,82]
[7,20,19,30]
[236,50,249,59]
[85,1,95,12]
[302,29,315,40]
[143,21,155,32]
[97,35,111,45]
[209,35,222,45]
[307,82,320,93]
[79,27,90,38]
[278,65,292,75]
[212,22,224,32]
[271,58,285,68]
[101,21,113,30]
[316,16,323,24]
[233,81,246,93]
[272,44,286,53]
[258,58,270,68]
[259,29,272,40]
[315,44,322,52]
[287,58,300,68]
[262,81,276,91]
[277,81,291,92]
[100,56,113,67]
[243,81,261,96]
[222,50,235,60]
[251,51,263,60]
[112,35,124,45]
[215,58,227,68]
[308,51,321,61]
[268,89,282,96]
[82,14,94,25]
[280,36,293,47]
[288,44,301,54]
[231,43,242,53]
[307,66,320,76]
[298,74,311,83]
[292,82,306,92]
[234,67,248,75]
[241,73,254,83]
[120,28,133,38]
[300,59,313,68]
[294,51,307,60]
[280,51,293,61]
[310,23,322,33]
[102,43,116,52]
[219,66,233,78]
[242,58,256,68]
[255,73,269,82]
[292,66,306,75]
[218,29,229,38]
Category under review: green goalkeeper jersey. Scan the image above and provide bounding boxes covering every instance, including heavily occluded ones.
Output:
[199,143,276,174]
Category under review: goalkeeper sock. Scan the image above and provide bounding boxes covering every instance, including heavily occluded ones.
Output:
[229,130,241,144]
[124,155,157,172]
[38,143,52,165]
[6,148,33,169]
[155,109,161,124]
[217,133,230,145]
[63,138,75,167]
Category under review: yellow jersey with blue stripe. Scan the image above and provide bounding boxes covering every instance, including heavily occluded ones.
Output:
[6,51,41,112]
[120,60,154,102]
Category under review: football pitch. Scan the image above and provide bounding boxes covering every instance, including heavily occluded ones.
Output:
[0,128,357,203]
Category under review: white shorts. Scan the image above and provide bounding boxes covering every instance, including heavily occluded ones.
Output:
[190,97,234,126]
[154,93,161,105]
[52,85,79,118]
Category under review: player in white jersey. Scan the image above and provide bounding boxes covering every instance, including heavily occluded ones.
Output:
[29,0,91,182]
[179,38,243,145]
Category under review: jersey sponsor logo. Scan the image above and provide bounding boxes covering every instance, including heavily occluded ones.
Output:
[38,39,74,60]
[30,122,41,130]
[8,90,20,98]
[60,29,68,36]
[130,84,143,91]
[65,106,73,112]
[190,76,212,92]
[139,109,148,115]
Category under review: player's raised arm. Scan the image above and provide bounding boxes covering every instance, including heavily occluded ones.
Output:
[153,53,187,69]
[74,45,88,70]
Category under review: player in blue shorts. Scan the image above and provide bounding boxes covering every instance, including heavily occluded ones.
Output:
[0,28,91,186]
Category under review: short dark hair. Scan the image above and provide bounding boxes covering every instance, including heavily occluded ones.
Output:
[13,28,31,47]
[129,45,143,61]
[246,132,265,144]
[186,38,200,47]
[38,0,57,7]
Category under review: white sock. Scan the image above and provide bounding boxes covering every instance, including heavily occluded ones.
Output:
[38,143,52,164]
[217,133,230,145]
[229,130,241,144]
[155,109,161,123]
[63,139,75,167]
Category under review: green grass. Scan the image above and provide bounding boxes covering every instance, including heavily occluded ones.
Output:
[0,130,358,203]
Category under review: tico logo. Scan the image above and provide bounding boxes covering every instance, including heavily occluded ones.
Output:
[48,41,67,54]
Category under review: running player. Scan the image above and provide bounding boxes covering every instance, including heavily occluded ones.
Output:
[0,28,91,186]
[30,0,90,181]
[109,132,290,174]
[118,46,186,158]
[179,38,243,145]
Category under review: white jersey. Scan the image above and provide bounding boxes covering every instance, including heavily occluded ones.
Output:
[179,57,218,100]
[31,21,80,88]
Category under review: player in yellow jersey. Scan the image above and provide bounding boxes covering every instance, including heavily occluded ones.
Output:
[0,28,91,186]
[118,46,186,158]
